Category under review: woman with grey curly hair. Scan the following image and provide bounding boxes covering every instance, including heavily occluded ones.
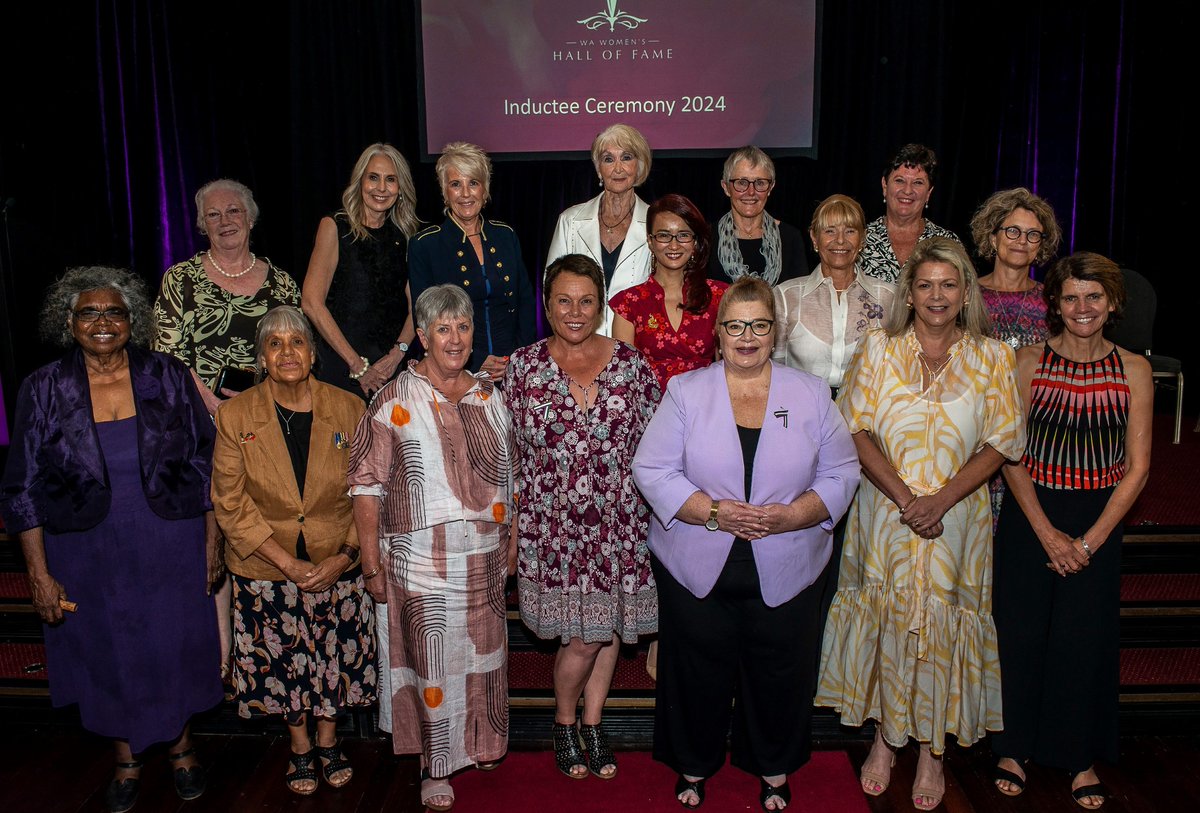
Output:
[1,266,223,813]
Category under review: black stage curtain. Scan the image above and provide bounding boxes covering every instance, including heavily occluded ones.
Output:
[0,0,1190,425]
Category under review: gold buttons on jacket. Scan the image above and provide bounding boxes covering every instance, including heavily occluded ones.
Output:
[297,514,305,524]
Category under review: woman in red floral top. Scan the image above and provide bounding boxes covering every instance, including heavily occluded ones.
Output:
[611,194,728,393]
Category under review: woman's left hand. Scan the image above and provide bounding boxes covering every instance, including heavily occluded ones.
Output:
[754,503,799,537]
[295,557,348,593]
[900,494,949,537]
[361,351,401,393]
[204,513,225,594]
[479,354,509,381]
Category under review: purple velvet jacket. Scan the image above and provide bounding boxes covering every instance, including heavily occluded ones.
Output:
[0,345,214,534]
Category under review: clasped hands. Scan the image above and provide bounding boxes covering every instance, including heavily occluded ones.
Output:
[710,499,794,540]
[282,556,348,593]
[1041,528,1091,577]
[899,494,947,539]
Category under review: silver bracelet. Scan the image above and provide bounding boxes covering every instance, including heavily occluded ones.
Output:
[347,355,371,380]
[1078,536,1093,558]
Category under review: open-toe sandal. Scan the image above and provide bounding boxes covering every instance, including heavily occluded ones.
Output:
[167,746,207,801]
[105,760,143,813]
[912,783,945,810]
[993,758,1027,797]
[760,777,791,811]
[553,721,589,779]
[860,752,896,797]
[420,768,455,811]
[315,743,353,788]
[285,749,319,796]
[674,775,706,809]
[1072,781,1108,809]
[579,723,617,779]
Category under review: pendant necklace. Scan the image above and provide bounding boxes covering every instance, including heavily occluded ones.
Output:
[275,402,297,435]
[601,194,633,235]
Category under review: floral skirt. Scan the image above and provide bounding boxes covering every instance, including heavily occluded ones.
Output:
[229,571,377,721]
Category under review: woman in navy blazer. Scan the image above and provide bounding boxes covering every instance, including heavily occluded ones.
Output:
[632,277,860,810]
[0,266,221,813]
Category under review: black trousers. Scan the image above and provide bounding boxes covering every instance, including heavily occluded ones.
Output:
[651,544,826,779]
[991,485,1121,772]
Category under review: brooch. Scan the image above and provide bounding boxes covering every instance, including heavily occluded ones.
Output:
[239,432,256,444]
[333,432,349,449]
[647,315,659,330]
[533,399,554,420]
[773,408,789,428]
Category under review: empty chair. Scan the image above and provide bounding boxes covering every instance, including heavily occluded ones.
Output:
[1105,267,1184,443]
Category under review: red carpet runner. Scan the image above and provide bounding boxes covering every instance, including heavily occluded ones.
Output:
[449,749,869,811]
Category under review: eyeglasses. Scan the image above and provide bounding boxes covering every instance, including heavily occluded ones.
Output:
[203,206,246,223]
[996,225,1044,244]
[651,231,695,244]
[73,307,129,323]
[728,178,774,193]
[720,318,774,337]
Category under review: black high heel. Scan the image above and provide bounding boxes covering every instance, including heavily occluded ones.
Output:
[553,721,588,779]
[579,722,617,779]
[675,774,706,808]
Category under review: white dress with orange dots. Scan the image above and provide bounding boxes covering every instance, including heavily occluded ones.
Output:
[347,364,514,776]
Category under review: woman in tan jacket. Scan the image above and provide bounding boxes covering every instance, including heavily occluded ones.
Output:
[212,305,374,797]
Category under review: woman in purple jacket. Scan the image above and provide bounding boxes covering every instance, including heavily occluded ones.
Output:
[632,276,860,810]
[0,267,222,813]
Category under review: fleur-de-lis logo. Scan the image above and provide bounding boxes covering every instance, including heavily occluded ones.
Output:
[578,0,648,32]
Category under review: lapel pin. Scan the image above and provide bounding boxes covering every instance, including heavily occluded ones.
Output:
[533,399,553,420]
[239,432,256,444]
[773,408,789,428]
[333,431,349,449]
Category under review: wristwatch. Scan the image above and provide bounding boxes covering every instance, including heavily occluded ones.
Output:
[337,544,360,563]
[704,501,720,531]
[395,340,410,353]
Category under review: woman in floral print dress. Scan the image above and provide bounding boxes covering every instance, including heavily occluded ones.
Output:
[505,253,660,781]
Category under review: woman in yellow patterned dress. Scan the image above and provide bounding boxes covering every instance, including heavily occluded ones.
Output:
[815,237,1025,810]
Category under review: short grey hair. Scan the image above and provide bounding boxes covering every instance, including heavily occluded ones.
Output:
[414,284,474,333]
[254,305,315,377]
[722,145,775,182]
[39,265,153,348]
[194,178,260,233]
[436,142,493,209]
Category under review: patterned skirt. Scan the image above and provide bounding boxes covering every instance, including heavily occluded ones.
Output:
[229,571,377,721]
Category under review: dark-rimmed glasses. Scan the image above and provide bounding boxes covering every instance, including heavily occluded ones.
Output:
[996,225,1044,244]
[728,178,774,193]
[651,231,695,244]
[73,307,129,323]
[720,318,774,337]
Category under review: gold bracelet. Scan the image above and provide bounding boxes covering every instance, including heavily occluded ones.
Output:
[900,494,918,513]
[362,566,381,580]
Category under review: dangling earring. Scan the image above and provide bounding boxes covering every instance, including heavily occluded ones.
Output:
[906,302,913,309]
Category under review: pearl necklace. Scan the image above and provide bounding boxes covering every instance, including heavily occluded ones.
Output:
[207,250,257,279]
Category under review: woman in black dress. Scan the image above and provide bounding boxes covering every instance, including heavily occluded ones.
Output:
[302,142,422,397]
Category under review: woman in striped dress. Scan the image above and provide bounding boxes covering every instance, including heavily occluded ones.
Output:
[991,253,1152,810]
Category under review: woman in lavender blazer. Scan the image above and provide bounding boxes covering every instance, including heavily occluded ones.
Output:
[632,277,860,810]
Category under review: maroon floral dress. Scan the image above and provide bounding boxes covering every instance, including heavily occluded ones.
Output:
[609,277,727,393]
[504,339,661,644]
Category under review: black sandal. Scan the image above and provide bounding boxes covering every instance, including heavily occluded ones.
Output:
[553,721,588,779]
[167,746,207,801]
[1072,781,1109,809]
[315,743,353,788]
[675,775,706,809]
[286,749,319,796]
[760,777,791,811]
[105,760,142,813]
[993,758,1027,797]
[579,723,617,779]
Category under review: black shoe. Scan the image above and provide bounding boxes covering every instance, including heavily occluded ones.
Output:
[760,777,791,811]
[105,761,142,813]
[552,721,588,779]
[675,774,706,809]
[579,723,617,779]
[168,746,207,801]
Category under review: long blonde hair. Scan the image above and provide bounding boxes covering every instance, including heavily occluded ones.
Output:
[885,237,991,337]
[340,143,420,240]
